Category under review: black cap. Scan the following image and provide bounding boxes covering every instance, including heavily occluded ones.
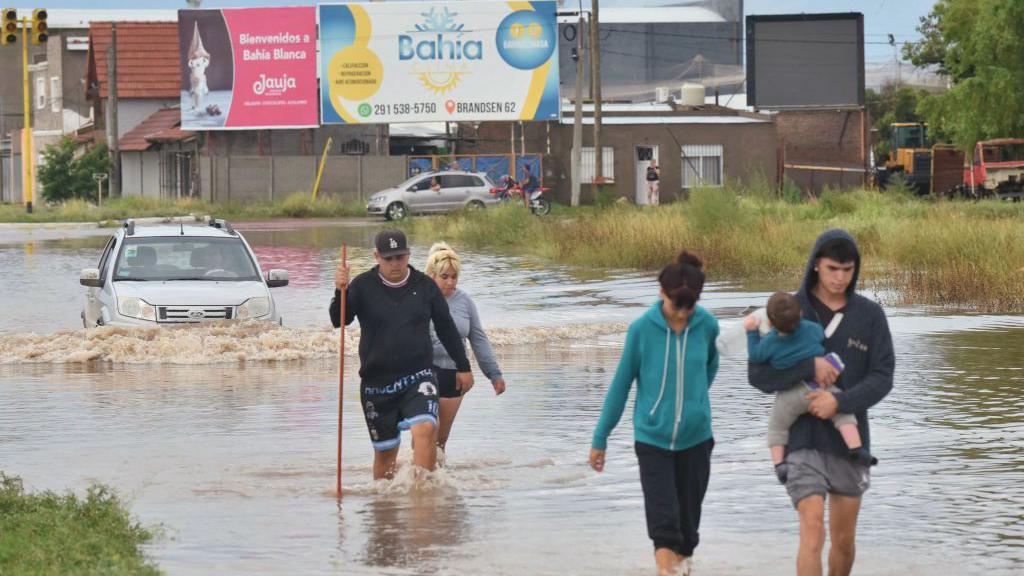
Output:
[375,229,410,258]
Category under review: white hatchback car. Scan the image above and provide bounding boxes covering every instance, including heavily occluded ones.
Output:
[79,219,289,327]
[366,171,499,220]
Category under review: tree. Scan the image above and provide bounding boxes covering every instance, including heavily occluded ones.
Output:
[37,137,110,203]
[909,0,1024,149]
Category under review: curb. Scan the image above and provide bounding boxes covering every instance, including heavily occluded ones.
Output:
[0,214,210,230]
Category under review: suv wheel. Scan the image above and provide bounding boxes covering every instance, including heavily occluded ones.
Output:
[385,202,408,221]
[468,200,485,210]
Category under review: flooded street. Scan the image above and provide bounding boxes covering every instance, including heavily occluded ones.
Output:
[0,221,1021,574]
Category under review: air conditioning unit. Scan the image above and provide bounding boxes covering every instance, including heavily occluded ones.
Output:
[655,86,671,103]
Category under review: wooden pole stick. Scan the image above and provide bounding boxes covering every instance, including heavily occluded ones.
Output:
[337,244,347,498]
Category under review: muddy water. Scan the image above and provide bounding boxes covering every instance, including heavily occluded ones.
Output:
[0,221,1021,575]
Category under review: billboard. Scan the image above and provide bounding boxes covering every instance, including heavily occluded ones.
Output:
[178,7,319,130]
[319,1,560,124]
[746,13,864,109]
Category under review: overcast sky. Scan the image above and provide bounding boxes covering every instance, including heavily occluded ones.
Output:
[10,0,935,61]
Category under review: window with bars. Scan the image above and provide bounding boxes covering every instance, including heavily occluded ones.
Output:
[681,144,723,188]
[577,146,614,183]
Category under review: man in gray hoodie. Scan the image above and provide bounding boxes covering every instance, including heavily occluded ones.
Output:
[748,229,894,576]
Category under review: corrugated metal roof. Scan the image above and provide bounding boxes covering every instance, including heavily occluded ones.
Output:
[558,7,726,24]
[89,22,180,100]
[47,9,179,29]
[559,116,768,125]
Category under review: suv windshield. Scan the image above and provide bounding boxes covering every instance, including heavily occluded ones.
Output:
[113,237,260,282]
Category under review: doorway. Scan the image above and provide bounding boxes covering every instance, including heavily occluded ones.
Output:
[635,145,658,205]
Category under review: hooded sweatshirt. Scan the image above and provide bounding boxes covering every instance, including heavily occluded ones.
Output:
[592,302,720,452]
[747,229,895,456]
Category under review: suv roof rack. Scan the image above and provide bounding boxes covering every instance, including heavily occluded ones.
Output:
[123,219,135,236]
[208,218,237,235]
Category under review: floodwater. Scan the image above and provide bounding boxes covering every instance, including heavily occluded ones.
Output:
[0,220,1021,575]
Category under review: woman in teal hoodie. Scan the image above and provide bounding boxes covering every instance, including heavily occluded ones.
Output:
[590,250,719,576]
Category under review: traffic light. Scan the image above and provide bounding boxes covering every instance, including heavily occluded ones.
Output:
[31,8,46,44]
[1,8,16,46]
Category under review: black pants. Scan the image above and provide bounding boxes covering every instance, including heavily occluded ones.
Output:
[635,438,714,557]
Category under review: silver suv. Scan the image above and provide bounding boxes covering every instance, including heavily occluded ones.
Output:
[79,219,289,327]
[366,170,499,220]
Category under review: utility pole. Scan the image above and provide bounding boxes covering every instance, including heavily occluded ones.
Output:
[570,10,584,206]
[590,0,602,198]
[106,23,120,197]
[20,14,32,212]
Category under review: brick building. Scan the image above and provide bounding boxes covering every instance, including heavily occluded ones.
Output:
[457,102,778,205]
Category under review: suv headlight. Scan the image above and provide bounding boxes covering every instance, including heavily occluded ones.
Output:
[368,196,384,206]
[117,296,157,321]
[236,297,271,320]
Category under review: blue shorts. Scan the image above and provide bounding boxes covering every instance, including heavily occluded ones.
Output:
[360,369,438,451]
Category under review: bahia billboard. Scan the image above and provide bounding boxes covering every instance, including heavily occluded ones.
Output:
[319,1,560,124]
[178,7,319,130]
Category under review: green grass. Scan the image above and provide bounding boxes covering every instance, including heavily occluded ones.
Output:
[0,473,160,575]
[405,188,1024,312]
[0,194,366,224]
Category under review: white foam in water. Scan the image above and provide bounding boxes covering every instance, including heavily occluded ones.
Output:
[0,321,629,365]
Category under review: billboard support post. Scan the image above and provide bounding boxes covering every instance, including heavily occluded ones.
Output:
[571,13,584,206]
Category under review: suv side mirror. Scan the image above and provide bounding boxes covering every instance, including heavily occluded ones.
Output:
[266,269,289,288]
[80,267,104,287]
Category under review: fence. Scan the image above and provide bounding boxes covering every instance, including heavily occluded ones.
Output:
[199,155,408,203]
[408,153,543,185]
[782,163,868,194]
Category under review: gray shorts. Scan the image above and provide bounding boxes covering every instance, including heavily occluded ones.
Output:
[785,449,870,508]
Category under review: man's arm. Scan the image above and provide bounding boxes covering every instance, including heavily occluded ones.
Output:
[328,285,357,328]
[430,287,471,372]
[836,307,895,413]
[748,357,816,394]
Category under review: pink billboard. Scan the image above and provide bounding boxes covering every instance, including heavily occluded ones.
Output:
[178,7,318,130]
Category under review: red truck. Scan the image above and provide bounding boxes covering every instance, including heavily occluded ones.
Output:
[963,138,1024,200]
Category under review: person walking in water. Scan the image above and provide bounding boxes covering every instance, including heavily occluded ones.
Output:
[589,251,720,576]
[745,291,876,485]
[330,229,473,480]
[425,242,507,455]
[748,230,894,576]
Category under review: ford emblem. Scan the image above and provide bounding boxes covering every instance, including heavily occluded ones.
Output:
[188,310,205,320]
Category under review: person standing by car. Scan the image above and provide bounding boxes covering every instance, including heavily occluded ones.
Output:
[589,250,720,576]
[330,229,473,480]
[424,242,507,456]
[747,230,894,576]
[646,159,661,205]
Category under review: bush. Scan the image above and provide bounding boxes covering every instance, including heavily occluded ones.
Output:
[0,473,160,575]
[37,137,111,204]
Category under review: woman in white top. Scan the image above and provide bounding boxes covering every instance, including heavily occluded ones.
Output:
[426,242,507,451]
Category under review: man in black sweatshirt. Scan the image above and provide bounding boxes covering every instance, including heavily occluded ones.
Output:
[331,229,472,480]
[748,229,894,576]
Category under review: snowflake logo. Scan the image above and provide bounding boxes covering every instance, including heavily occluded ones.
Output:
[413,7,465,33]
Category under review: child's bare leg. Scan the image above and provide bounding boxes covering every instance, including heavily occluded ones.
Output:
[838,423,862,450]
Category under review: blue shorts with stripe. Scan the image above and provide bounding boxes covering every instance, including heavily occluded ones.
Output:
[361,369,438,452]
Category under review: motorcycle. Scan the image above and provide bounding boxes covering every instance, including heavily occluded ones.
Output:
[490,175,551,216]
